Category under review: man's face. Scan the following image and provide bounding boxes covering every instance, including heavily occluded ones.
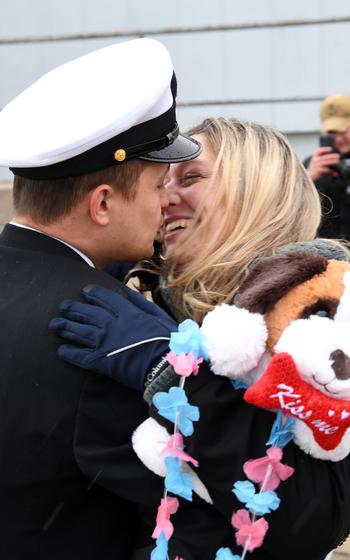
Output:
[106,163,169,262]
[333,127,350,154]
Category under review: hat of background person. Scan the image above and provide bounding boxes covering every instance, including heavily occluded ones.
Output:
[0,38,201,179]
[320,94,350,133]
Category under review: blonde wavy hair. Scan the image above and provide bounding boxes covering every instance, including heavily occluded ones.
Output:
[137,117,321,323]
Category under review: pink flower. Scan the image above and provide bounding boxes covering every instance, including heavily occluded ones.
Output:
[231,509,269,552]
[160,433,199,467]
[243,446,294,491]
[152,497,179,540]
[167,351,203,377]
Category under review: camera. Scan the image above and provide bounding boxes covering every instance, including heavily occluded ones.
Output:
[319,134,337,151]
[319,134,350,183]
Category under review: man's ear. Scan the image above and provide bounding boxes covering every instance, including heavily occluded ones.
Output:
[88,184,116,226]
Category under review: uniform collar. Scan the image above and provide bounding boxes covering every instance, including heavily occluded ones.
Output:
[9,221,95,267]
[0,222,93,266]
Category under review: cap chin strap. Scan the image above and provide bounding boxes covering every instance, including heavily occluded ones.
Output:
[120,123,179,160]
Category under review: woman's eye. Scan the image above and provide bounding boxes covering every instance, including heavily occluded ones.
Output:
[182,173,201,184]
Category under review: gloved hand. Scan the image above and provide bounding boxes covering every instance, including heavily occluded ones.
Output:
[49,285,178,391]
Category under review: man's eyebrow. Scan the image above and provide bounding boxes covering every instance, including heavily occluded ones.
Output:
[159,166,170,181]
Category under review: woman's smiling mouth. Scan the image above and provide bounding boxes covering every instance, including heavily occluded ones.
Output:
[165,219,191,233]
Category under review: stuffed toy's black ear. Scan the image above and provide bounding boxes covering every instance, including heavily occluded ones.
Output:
[234,251,328,314]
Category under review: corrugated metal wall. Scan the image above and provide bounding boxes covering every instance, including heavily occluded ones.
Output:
[1,0,350,182]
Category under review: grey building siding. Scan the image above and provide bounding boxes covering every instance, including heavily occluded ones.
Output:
[1,0,350,181]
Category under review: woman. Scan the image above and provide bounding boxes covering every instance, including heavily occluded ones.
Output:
[51,118,350,559]
[134,117,322,322]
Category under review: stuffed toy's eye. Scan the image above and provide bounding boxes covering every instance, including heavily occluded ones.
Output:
[314,309,329,318]
[301,298,338,320]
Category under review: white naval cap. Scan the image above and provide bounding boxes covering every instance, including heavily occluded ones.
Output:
[0,38,201,179]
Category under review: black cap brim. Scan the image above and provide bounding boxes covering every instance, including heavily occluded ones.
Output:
[139,133,202,163]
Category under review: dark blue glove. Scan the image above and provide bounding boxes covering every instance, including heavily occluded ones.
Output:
[49,285,178,391]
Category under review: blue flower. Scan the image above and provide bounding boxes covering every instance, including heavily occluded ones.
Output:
[169,319,208,360]
[151,532,168,560]
[246,490,280,516]
[164,457,193,501]
[231,378,250,390]
[152,387,200,436]
[232,480,280,516]
[267,410,296,448]
[232,480,255,502]
[215,547,241,560]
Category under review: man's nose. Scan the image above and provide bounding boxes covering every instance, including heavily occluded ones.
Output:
[160,186,170,209]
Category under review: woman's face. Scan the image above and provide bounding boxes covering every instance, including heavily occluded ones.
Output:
[162,133,219,259]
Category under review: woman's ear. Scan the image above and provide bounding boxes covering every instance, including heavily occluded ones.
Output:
[88,184,115,226]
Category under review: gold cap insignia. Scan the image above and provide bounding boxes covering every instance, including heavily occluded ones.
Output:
[114,149,126,162]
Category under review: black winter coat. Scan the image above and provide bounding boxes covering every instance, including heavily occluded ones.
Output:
[146,290,350,559]
[304,154,350,240]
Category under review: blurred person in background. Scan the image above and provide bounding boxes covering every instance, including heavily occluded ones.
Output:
[304,94,350,240]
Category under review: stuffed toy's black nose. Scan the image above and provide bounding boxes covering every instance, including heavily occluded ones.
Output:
[330,349,350,380]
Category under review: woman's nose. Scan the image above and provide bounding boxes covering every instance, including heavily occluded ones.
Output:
[165,182,182,205]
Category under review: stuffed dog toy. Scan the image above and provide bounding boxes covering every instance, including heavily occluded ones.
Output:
[133,250,350,498]
[201,251,350,461]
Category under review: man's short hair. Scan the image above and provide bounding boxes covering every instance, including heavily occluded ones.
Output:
[13,159,145,225]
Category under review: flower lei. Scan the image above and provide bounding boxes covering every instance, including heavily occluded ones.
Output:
[150,319,295,560]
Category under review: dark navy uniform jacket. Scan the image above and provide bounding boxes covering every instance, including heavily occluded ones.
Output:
[0,224,233,560]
